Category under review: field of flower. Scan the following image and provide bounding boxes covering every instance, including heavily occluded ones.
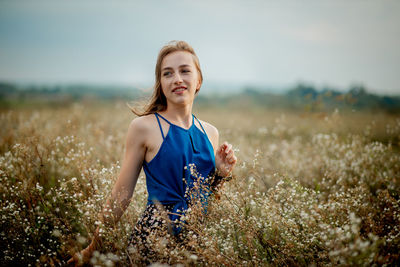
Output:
[1,101,400,266]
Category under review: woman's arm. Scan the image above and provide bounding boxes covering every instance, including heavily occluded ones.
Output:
[201,121,237,189]
[68,118,147,265]
[101,118,147,226]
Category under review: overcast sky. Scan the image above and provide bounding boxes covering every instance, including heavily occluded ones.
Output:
[0,0,399,94]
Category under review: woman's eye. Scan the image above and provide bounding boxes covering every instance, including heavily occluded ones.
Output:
[163,71,172,76]
[181,69,190,73]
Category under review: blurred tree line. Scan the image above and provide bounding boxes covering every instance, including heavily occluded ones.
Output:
[196,83,400,113]
[0,82,144,108]
[1,81,399,113]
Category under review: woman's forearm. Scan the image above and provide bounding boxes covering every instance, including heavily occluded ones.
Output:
[101,184,135,227]
[88,188,134,250]
[209,168,233,192]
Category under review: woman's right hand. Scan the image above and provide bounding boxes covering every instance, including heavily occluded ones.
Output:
[67,244,94,266]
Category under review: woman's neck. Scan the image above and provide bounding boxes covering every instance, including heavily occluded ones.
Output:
[162,104,193,129]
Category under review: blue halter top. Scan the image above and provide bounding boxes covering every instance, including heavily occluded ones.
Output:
[143,112,216,234]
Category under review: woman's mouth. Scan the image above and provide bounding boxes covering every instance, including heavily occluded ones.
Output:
[172,86,187,93]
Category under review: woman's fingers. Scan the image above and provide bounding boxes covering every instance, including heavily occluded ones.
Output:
[224,143,232,154]
[67,246,93,266]
[225,150,234,163]
[218,142,228,155]
[218,142,232,156]
[66,253,79,266]
[227,154,237,164]
[216,142,237,175]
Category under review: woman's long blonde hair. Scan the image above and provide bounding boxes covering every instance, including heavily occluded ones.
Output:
[129,40,203,116]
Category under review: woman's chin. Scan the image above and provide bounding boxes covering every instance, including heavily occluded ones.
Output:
[167,96,193,106]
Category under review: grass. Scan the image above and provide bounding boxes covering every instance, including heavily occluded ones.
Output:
[1,101,399,266]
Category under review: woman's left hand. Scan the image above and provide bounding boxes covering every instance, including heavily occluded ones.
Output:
[215,142,237,178]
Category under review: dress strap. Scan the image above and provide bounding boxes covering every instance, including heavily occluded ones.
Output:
[193,115,208,137]
[155,112,173,125]
[154,113,165,139]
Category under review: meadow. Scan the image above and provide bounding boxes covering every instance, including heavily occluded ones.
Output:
[1,101,399,266]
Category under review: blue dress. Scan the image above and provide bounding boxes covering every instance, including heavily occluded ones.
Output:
[131,112,216,241]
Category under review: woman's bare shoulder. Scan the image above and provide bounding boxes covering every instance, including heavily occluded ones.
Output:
[127,114,157,137]
[200,120,218,135]
[198,119,219,147]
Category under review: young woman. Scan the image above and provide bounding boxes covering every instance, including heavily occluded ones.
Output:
[68,40,237,265]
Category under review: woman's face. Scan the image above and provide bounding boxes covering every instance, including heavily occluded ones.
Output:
[160,51,201,107]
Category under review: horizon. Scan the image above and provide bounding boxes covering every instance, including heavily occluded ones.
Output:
[2,79,398,97]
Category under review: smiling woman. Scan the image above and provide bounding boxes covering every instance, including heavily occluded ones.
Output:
[67,40,237,266]
[130,41,204,117]
[158,51,201,114]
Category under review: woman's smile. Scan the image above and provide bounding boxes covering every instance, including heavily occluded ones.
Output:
[172,86,187,95]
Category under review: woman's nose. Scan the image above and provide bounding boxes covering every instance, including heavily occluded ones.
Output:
[174,73,183,84]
